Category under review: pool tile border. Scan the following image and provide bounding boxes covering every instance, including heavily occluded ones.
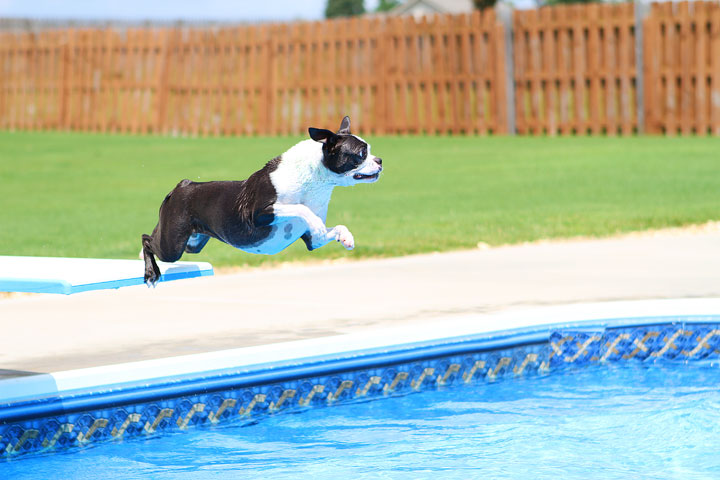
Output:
[2,318,720,459]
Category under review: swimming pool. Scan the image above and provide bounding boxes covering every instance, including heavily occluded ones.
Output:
[2,299,720,476]
[6,361,720,478]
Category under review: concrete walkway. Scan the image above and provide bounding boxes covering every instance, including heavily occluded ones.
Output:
[2,227,719,373]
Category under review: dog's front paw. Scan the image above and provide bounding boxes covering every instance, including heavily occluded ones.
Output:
[332,225,354,250]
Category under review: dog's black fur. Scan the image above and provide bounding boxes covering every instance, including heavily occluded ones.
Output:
[141,161,280,285]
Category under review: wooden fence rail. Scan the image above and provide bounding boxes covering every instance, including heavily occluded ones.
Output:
[1,2,719,136]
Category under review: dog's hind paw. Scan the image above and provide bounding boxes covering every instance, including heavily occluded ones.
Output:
[332,225,354,250]
[144,267,161,287]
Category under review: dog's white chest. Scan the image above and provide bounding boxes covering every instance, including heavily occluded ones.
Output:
[270,145,335,221]
[241,139,337,255]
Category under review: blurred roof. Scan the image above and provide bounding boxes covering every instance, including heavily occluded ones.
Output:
[390,0,474,17]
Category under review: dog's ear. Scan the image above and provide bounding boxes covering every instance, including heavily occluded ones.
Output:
[309,127,336,144]
[338,116,351,134]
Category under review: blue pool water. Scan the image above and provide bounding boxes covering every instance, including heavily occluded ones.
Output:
[4,362,720,479]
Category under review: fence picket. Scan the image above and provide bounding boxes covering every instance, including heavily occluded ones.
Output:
[712,4,720,134]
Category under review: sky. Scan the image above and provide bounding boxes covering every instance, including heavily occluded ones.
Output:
[0,0,547,23]
[0,0,386,22]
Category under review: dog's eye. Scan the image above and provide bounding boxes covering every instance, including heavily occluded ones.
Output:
[359,149,367,159]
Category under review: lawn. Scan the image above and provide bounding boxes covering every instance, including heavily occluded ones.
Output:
[2,131,719,268]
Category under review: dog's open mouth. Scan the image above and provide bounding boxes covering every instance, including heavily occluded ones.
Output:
[353,172,380,181]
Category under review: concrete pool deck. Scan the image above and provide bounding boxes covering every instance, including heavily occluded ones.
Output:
[2,225,720,373]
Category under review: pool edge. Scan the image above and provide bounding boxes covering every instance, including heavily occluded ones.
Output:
[3,297,720,457]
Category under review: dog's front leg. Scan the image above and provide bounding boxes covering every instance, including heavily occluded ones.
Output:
[307,225,354,251]
[272,204,354,251]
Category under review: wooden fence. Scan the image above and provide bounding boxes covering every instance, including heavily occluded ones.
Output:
[0,11,506,136]
[513,3,638,135]
[1,2,719,136]
[644,1,720,135]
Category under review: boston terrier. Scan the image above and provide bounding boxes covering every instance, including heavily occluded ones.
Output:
[141,116,383,285]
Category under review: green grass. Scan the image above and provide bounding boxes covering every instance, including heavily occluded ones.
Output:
[2,132,719,268]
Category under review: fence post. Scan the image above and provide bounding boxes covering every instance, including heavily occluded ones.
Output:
[496,3,516,135]
[634,0,649,134]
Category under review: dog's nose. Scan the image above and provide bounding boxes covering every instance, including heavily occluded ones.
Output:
[374,157,382,166]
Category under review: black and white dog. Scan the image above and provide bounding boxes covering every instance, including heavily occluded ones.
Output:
[142,116,383,285]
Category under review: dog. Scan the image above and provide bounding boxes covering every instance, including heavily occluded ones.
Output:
[141,116,383,285]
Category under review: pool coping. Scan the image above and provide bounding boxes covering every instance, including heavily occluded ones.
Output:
[3,297,720,417]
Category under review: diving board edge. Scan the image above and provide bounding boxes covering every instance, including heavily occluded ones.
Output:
[70,267,214,295]
[0,256,214,295]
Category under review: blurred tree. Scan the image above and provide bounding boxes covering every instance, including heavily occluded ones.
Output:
[325,0,366,18]
[375,0,400,12]
[472,0,498,10]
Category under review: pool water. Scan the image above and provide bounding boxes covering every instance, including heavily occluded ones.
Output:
[4,362,720,479]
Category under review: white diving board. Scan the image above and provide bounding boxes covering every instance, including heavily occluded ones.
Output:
[0,256,213,295]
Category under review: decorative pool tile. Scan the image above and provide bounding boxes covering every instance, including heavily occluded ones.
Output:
[2,321,719,459]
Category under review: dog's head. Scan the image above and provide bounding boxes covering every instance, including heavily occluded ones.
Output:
[308,116,383,186]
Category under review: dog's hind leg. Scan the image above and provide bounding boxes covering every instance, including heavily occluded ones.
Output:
[142,232,162,286]
[185,233,211,254]
[143,181,202,285]
[142,218,194,286]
